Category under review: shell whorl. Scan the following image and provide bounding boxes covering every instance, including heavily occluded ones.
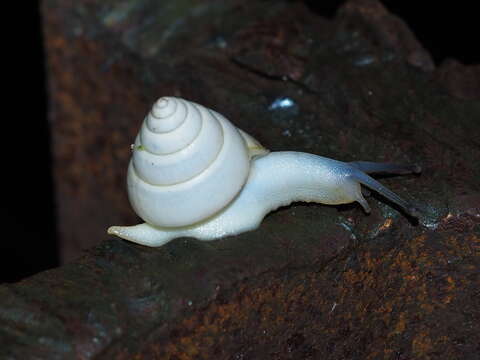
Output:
[128,97,251,228]
[134,97,224,185]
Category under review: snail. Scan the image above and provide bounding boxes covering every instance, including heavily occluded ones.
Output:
[108,97,420,247]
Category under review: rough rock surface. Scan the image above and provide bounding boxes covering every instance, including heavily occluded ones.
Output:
[1,0,478,359]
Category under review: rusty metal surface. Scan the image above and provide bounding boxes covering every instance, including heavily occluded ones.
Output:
[2,0,477,358]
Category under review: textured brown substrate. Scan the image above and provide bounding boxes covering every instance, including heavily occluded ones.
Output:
[1,0,478,359]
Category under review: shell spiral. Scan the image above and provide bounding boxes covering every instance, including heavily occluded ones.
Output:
[128,97,251,227]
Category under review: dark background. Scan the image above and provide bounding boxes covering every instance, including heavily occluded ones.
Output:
[1,1,478,283]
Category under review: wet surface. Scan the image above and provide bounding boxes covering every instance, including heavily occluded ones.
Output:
[1,0,478,358]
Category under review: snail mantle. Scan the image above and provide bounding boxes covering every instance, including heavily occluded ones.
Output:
[108,97,421,247]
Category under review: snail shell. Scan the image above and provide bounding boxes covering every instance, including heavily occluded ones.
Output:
[128,97,265,227]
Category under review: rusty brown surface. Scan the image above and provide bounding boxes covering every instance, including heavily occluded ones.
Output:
[436,59,480,100]
[132,220,479,359]
[1,0,477,358]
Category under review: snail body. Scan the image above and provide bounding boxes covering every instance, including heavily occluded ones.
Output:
[108,97,420,247]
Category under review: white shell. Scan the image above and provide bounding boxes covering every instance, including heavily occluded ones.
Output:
[128,97,252,227]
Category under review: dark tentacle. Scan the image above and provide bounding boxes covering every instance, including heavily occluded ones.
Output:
[349,161,421,175]
[349,171,420,217]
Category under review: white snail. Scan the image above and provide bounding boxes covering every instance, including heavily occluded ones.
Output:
[108,97,420,247]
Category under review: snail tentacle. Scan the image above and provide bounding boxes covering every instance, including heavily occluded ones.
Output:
[349,161,421,175]
[349,169,419,216]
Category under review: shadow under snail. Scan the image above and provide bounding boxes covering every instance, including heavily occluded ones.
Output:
[108,96,421,247]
